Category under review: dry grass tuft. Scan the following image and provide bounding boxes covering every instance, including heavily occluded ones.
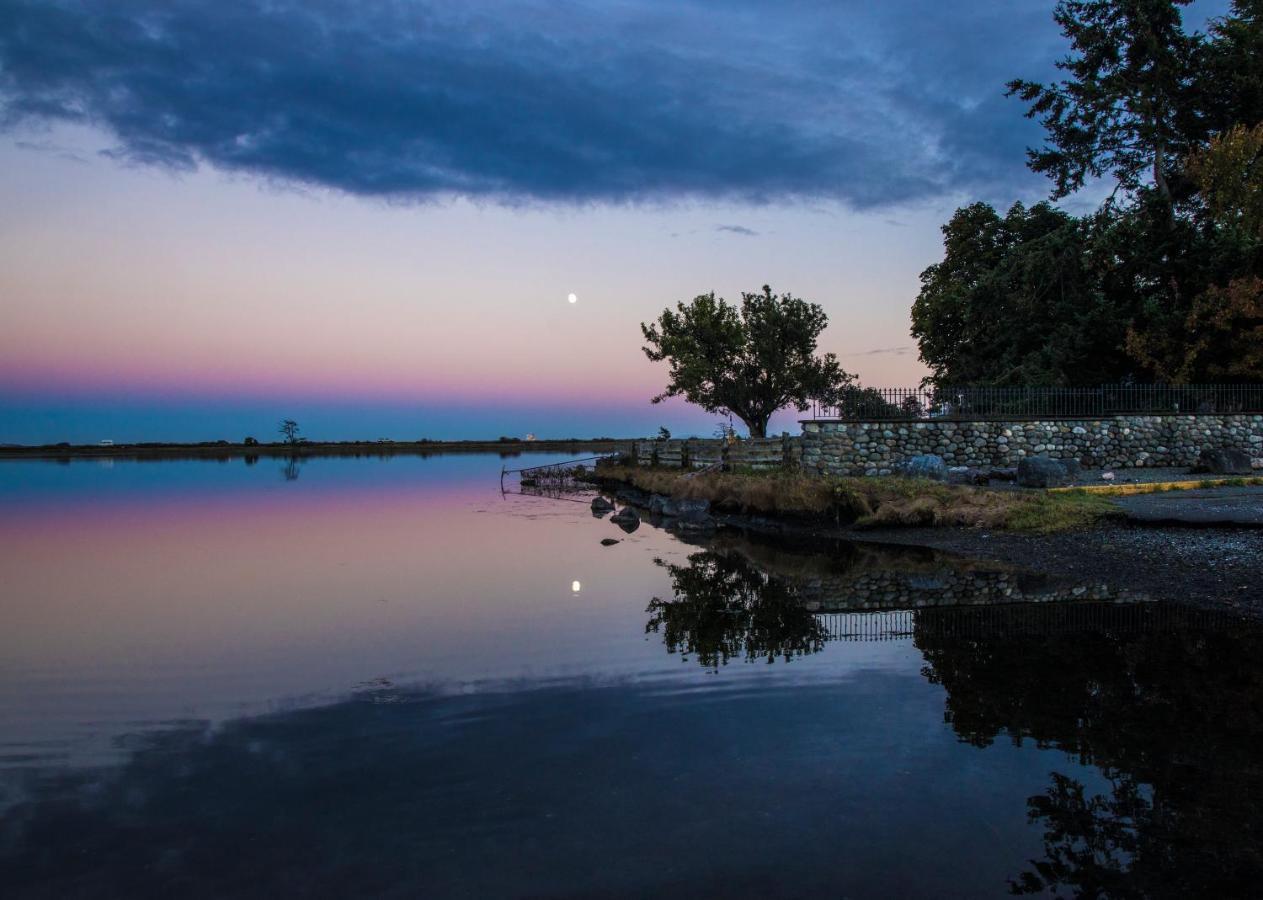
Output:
[594,463,1122,533]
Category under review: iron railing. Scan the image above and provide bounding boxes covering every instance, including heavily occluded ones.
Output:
[811,384,1263,421]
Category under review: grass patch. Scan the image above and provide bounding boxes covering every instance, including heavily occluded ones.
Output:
[595,463,1123,533]
[1004,490,1124,533]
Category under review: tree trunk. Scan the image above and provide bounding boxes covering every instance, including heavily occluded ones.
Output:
[1153,140,1172,208]
[744,417,769,439]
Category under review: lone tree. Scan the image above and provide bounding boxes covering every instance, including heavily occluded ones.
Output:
[641,285,851,438]
[278,419,300,444]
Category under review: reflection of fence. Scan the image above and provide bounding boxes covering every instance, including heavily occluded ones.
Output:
[500,455,611,493]
[817,602,1254,643]
[812,384,1263,421]
[819,610,916,641]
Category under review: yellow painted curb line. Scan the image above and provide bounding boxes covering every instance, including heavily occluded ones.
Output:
[1049,477,1263,496]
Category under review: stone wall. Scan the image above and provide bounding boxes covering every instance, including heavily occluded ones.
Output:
[800,414,1263,477]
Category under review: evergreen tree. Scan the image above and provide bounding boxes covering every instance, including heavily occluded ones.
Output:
[1007,0,1201,206]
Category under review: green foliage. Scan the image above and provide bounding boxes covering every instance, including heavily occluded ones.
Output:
[1007,0,1201,204]
[1188,122,1263,238]
[641,285,852,438]
[1202,0,1263,134]
[912,202,1125,385]
[916,0,1263,385]
[1129,275,1263,380]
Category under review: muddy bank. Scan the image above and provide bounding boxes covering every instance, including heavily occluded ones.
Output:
[848,524,1263,614]
[592,474,1263,616]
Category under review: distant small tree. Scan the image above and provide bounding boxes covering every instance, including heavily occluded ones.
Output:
[656,426,672,440]
[278,419,300,444]
[641,285,852,438]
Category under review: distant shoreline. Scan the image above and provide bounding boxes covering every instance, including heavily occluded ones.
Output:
[0,439,635,461]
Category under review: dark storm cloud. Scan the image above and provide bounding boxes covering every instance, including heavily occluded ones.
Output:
[0,0,1066,207]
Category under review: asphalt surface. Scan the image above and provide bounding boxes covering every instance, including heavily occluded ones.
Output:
[1112,486,1263,526]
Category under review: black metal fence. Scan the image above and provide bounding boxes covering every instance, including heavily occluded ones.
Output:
[811,384,1263,421]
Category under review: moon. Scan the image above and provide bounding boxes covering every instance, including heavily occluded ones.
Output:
[571,580,582,593]
[567,292,578,304]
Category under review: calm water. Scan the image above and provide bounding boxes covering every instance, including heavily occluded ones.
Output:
[1,454,1260,898]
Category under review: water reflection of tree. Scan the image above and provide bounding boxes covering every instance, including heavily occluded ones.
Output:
[646,551,826,669]
[1008,770,1156,898]
[280,456,303,481]
[917,617,1263,897]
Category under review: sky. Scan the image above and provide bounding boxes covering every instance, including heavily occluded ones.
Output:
[0,0,1231,443]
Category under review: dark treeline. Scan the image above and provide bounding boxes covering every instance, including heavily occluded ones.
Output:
[912,0,1263,387]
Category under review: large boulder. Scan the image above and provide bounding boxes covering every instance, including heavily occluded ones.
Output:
[901,454,948,481]
[670,515,717,536]
[666,497,711,520]
[1195,448,1253,475]
[610,507,641,533]
[1017,456,1071,488]
[591,496,615,513]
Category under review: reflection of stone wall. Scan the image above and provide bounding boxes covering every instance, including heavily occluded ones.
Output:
[705,533,1144,612]
[792,568,1135,612]
[801,415,1263,476]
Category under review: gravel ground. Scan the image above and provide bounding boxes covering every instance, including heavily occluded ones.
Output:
[850,523,1263,615]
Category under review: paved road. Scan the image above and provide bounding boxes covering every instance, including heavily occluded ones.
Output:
[1114,486,1263,526]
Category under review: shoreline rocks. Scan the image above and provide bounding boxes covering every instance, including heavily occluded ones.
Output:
[1195,448,1254,475]
[1017,456,1071,488]
[610,507,641,532]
